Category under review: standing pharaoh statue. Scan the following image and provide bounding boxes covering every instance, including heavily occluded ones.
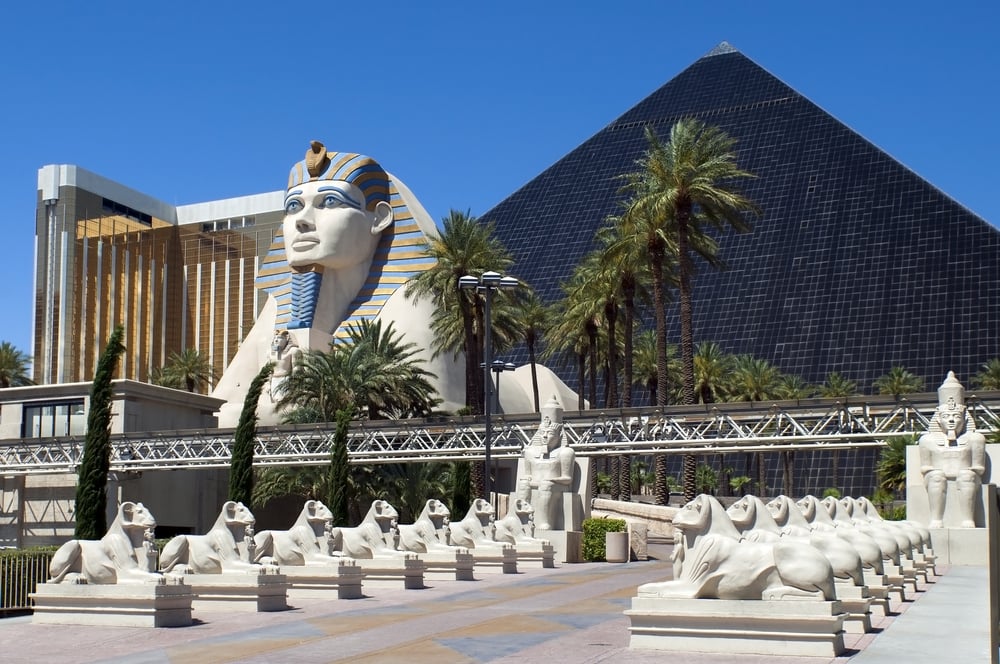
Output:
[516,396,576,530]
[918,372,986,528]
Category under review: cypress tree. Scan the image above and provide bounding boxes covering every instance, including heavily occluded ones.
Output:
[228,363,273,506]
[451,460,472,518]
[74,325,126,539]
[326,409,352,526]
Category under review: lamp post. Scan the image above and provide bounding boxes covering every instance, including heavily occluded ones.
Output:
[488,360,517,411]
[459,271,519,503]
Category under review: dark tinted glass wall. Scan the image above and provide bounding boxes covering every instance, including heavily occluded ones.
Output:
[481,46,1000,396]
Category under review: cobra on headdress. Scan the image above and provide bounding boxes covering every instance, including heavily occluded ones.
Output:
[287,141,390,211]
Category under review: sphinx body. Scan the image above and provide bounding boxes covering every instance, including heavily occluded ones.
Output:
[49,502,164,585]
[727,495,864,586]
[396,499,459,554]
[253,500,344,566]
[494,499,550,546]
[330,500,408,559]
[638,494,835,600]
[447,499,501,549]
[799,495,901,568]
[160,501,259,574]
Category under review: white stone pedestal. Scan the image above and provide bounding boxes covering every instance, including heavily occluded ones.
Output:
[835,583,874,633]
[31,579,194,627]
[534,529,582,564]
[178,568,289,612]
[626,597,846,657]
[468,544,518,574]
[356,555,427,589]
[417,550,475,581]
[928,527,990,565]
[281,560,365,600]
[510,541,556,568]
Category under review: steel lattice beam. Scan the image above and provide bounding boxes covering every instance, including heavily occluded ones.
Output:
[1,393,999,475]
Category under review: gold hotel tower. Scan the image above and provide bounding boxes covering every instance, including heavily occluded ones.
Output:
[34,165,284,386]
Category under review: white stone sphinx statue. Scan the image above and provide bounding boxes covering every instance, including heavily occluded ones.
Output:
[395,498,474,580]
[515,396,586,532]
[48,502,166,585]
[160,500,261,574]
[211,141,579,426]
[638,494,836,600]
[918,372,986,528]
[395,498,458,554]
[494,498,555,568]
[727,495,864,587]
[329,499,410,560]
[447,498,517,573]
[253,499,345,566]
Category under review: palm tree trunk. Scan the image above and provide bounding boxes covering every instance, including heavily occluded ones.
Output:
[459,288,479,412]
[587,320,598,409]
[472,461,485,500]
[619,454,631,502]
[577,351,586,410]
[782,450,795,495]
[605,300,618,408]
[650,246,671,506]
[677,203,699,504]
[756,451,766,496]
[527,334,540,412]
[610,456,620,500]
[622,279,635,408]
[654,455,668,506]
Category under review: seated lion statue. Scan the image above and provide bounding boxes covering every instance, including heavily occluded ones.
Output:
[330,499,406,559]
[396,499,459,553]
[160,501,259,574]
[638,494,835,600]
[446,498,498,549]
[48,501,163,585]
[494,498,549,546]
[253,499,343,566]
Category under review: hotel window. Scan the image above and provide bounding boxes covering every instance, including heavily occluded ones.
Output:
[22,400,86,438]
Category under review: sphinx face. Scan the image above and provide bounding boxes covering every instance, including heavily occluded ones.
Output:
[282,180,388,270]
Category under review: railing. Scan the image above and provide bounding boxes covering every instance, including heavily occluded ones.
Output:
[0,550,52,613]
[1,391,999,475]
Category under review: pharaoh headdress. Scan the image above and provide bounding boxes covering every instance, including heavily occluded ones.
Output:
[254,142,435,341]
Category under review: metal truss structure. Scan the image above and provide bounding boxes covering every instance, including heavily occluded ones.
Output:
[2,392,1000,476]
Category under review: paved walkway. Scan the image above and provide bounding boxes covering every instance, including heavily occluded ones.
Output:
[0,544,993,663]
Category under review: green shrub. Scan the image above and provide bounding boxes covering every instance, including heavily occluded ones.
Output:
[582,517,627,562]
[822,487,842,499]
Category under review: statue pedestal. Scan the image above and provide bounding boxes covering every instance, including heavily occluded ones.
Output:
[535,529,583,564]
[928,527,989,565]
[175,568,289,612]
[835,582,874,633]
[414,550,474,581]
[466,544,518,574]
[509,540,556,568]
[626,597,846,657]
[281,560,364,600]
[355,555,426,589]
[31,579,194,627]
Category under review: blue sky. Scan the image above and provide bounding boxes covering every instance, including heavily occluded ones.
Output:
[1,1,996,360]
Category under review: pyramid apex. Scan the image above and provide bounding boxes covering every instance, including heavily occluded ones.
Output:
[704,41,739,57]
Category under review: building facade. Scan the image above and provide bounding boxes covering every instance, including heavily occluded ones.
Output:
[34,165,284,385]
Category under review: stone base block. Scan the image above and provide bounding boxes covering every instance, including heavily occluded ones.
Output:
[534,529,582,564]
[178,569,289,612]
[281,560,364,599]
[626,597,846,658]
[929,527,988,565]
[512,541,556,568]
[835,583,873,633]
[356,555,426,589]
[31,578,193,627]
[418,550,475,581]
[469,545,518,574]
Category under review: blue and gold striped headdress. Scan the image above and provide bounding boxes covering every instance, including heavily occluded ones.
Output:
[255,141,434,340]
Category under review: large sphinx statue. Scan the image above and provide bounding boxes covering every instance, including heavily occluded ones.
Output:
[212,142,465,426]
[918,372,986,528]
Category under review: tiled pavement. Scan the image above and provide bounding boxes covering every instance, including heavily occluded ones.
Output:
[0,541,991,663]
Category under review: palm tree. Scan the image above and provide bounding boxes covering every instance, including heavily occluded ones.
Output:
[378,462,451,523]
[157,348,217,393]
[694,341,732,404]
[728,355,781,403]
[621,120,758,503]
[819,371,859,398]
[510,287,548,412]
[276,320,438,422]
[547,265,604,408]
[876,435,917,497]
[0,342,33,388]
[775,374,814,400]
[404,209,513,415]
[973,359,1000,390]
[873,366,923,399]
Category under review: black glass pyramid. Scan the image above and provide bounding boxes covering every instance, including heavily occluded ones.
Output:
[482,43,1000,395]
